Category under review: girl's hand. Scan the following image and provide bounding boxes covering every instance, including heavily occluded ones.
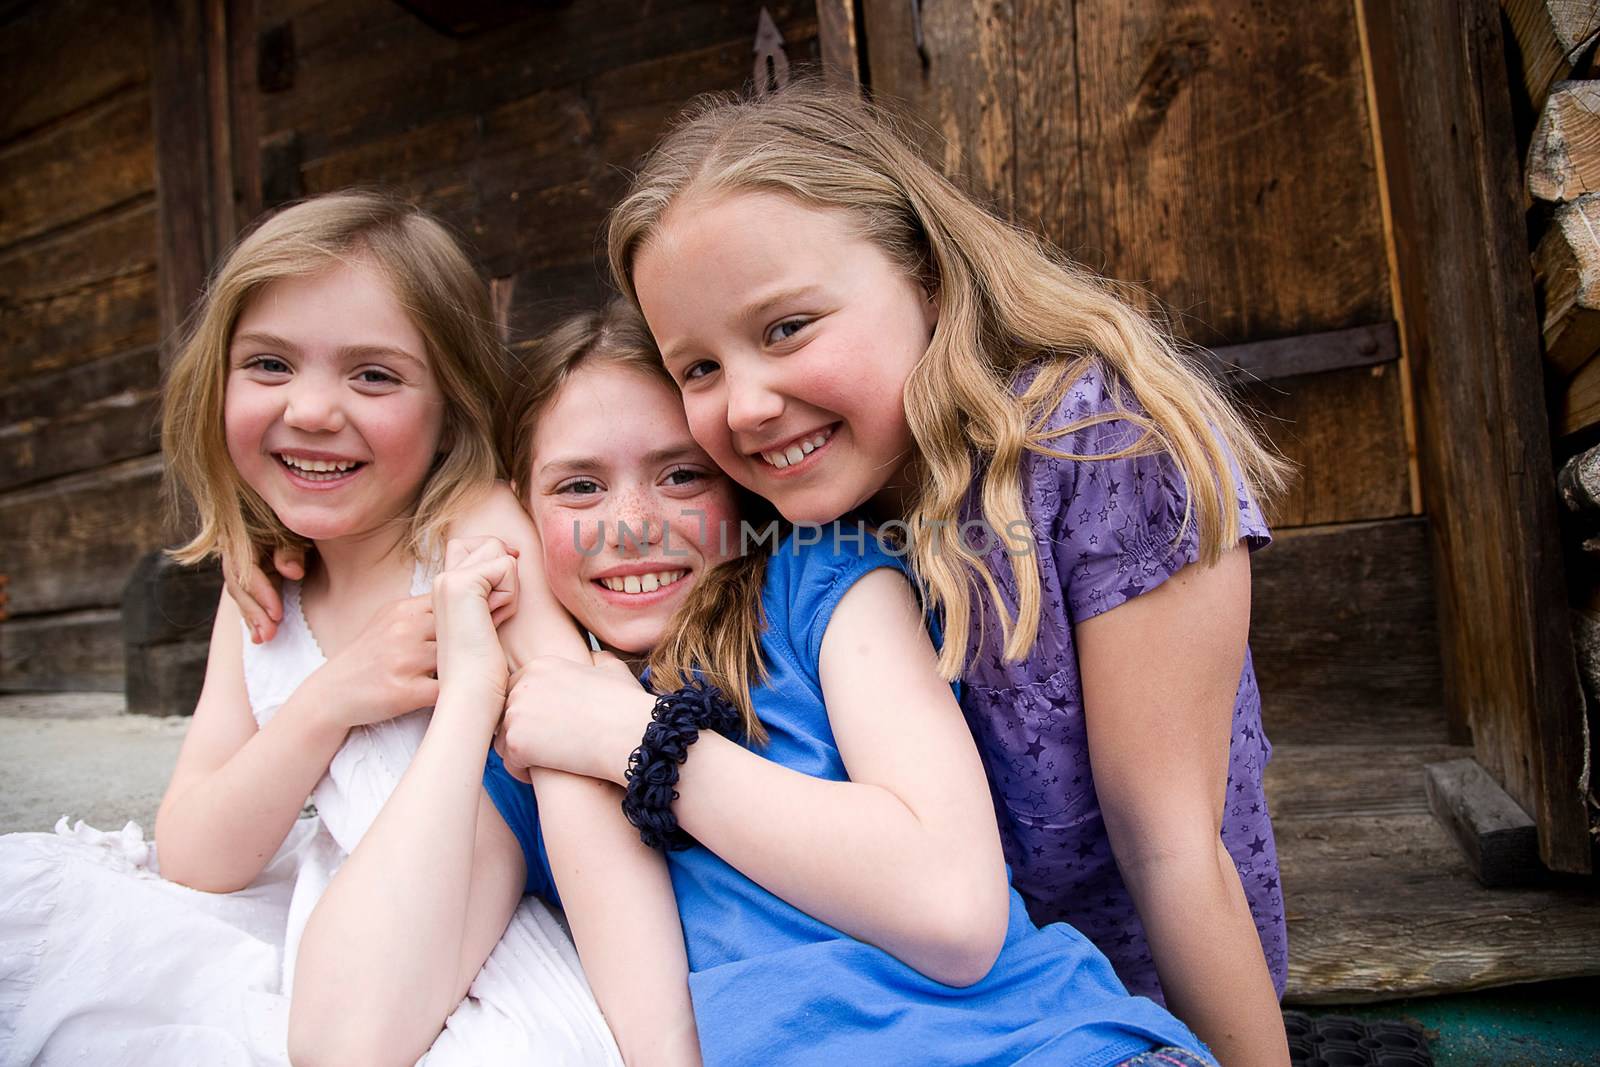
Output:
[432,537,519,702]
[495,652,653,783]
[222,544,308,644]
[313,594,439,728]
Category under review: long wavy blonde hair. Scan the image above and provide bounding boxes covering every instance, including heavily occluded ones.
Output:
[163,192,507,577]
[608,79,1288,682]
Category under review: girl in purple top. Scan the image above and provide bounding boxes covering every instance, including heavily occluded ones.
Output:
[604,79,1293,1064]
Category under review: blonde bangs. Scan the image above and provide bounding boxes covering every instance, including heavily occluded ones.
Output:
[163,192,506,576]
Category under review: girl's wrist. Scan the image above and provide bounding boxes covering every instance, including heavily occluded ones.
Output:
[602,691,658,785]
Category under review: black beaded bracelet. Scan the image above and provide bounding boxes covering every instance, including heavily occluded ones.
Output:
[621,682,742,851]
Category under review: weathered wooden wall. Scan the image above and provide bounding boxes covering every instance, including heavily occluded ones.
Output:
[255,0,820,341]
[0,1,166,691]
[0,0,820,694]
[844,0,1442,750]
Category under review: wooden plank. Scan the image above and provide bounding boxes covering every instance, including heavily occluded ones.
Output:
[0,269,160,390]
[861,0,1016,213]
[1527,80,1600,201]
[152,0,223,358]
[0,609,125,692]
[1361,0,1591,871]
[1250,518,1446,746]
[1206,323,1398,384]
[1535,193,1600,383]
[0,0,151,145]
[1017,0,1390,347]
[1559,340,1600,435]
[0,387,160,493]
[1424,758,1543,887]
[0,89,155,248]
[262,0,818,166]
[1245,362,1414,528]
[0,454,167,615]
[1266,743,1471,822]
[817,0,861,89]
[0,347,160,433]
[0,197,157,304]
[1266,743,1600,1002]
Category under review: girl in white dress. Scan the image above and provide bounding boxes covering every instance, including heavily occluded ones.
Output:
[0,193,673,1066]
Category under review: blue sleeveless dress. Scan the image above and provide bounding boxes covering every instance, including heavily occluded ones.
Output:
[486,532,1212,1066]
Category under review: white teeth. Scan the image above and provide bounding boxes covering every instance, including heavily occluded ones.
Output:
[760,428,832,469]
[598,570,686,594]
[280,454,358,474]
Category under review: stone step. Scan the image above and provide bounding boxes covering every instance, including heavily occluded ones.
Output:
[0,693,185,833]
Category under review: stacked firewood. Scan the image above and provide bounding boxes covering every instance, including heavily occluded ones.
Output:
[1513,2,1600,824]
[1519,1,1600,434]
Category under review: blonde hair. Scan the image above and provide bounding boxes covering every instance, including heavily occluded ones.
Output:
[163,191,507,576]
[503,299,776,739]
[609,79,1288,682]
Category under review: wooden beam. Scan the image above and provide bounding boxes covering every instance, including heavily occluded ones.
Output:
[1205,322,1399,383]
[1424,757,1544,886]
[818,0,863,90]
[1359,0,1591,872]
[150,0,259,364]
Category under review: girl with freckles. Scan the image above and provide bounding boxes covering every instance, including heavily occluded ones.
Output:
[316,298,1217,1066]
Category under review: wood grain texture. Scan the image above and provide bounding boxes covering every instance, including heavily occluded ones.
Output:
[863,0,1406,527]
[277,3,818,280]
[0,0,151,145]
[0,609,124,692]
[1361,0,1591,872]
[1423,758,1543,887]
[1266,742,1600,1002]
[861,0,1017,214]
[1251,518,1446,746]
[0,267,159,391]
[1031,0,1390,346]
[1245,362,1414,528]
[1535,193,1600,383]
[1502,0,1600,115]
[1527,79,1600,201]
[0,90,155,248]
[261,0,818,166]
[817,0,861,88]
[0,454,167,616]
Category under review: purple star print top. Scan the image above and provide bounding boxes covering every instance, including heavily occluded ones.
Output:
[957,362,1287,1004]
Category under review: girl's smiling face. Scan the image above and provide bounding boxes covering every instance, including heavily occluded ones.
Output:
[527,361,741,655]
[633,190,938,525]
[223,258,447,548]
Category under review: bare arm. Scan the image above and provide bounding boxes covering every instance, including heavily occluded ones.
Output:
[1077,544,1288,1066]
[481,485,700,1066]
[504,568,1012,987]
[291,485,697,1066]
[153,592,381,892]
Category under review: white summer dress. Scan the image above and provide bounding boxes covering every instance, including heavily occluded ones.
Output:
[0,567,622,1066]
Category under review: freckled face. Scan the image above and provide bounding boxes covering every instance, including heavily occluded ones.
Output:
[526,362,741,655]
[223,259,447,548]
[633,190,939,525]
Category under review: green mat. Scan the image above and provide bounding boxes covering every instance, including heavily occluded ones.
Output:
[1305,977,1600,1067]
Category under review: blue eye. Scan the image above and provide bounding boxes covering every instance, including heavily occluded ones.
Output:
[558,478,602,495]
[246,356,291,374]
[356,368,400,386]
[766,318,809,344]
[682,359,719,382]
